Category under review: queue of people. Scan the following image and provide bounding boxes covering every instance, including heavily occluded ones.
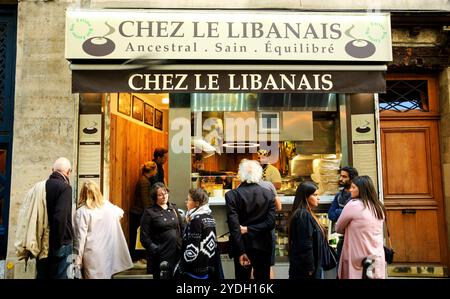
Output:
[16,154,387,280]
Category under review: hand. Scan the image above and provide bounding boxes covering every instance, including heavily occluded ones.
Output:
[240,225,248,235]
[239,254,251,268]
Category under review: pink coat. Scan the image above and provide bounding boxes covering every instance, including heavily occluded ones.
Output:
[336,199,386,279]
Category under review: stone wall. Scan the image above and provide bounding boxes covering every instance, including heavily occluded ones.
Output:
[88,0,450,10]
[5,0,77,278]
[440,68,450,268]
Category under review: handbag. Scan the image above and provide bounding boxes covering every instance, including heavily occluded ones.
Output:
[384,217,395,264]
[384,246,394,264]
[321,241,338,271]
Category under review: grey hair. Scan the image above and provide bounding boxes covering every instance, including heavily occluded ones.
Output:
[53,157,71,173]
[238,159,263,184]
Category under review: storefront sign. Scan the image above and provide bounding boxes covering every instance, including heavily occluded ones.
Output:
[72,70,385,93]
[78,114,102,193]
[351,114,378,189]
[66,10,392,61]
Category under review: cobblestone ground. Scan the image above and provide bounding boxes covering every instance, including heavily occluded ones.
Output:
[0,260,4,279]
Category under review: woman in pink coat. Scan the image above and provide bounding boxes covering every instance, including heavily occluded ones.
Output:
[335,175,386,279]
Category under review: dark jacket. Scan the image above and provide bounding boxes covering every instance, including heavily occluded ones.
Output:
[178,213,218,278]
[151,161,165,185]
[45,171,73,256]
[140,202,184,275]
[133,175,153,214]
[328,189,351,222]
[225,182,275,257]
[289,209,325,279]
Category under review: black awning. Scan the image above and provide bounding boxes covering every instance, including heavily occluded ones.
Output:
[72,69,385,93]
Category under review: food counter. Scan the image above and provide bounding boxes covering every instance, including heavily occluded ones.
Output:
[208,194,334,206]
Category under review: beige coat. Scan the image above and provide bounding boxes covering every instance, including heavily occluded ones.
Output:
[74,200,133,279]
[14,180,50,261]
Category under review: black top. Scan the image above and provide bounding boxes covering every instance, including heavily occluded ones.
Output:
[328,189,352,223]
[288,209,325,279]
[151,160,165,185]
[140,203,184,272]
[178,214,217,278]
[225,182,275,256]
[45,171,73,255]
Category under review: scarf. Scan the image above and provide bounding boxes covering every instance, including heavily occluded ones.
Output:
[185,204,212,222]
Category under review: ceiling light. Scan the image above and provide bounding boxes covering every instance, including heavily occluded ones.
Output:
[162,97,169,104]
[222,142,260,148]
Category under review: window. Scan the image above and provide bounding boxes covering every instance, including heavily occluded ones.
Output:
[379,80,429,112]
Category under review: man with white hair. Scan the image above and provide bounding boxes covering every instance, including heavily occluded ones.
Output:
[225,159,275,280]
[36,157,74,279]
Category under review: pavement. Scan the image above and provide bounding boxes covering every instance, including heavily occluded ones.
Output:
[0,260,4,279]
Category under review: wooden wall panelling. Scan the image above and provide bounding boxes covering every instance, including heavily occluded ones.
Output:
[128,121,139,214]
[115,116,126,240]
[109,114,117,205]
[110,114,168,243]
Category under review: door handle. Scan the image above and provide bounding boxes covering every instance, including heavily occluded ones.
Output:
[402,209,416,214]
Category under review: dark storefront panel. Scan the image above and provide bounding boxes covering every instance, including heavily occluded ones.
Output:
[72,69,385,94]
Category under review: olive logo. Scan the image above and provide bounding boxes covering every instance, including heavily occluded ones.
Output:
[70,18,93,40]
[82,22,116,57]
[344,25,376,59]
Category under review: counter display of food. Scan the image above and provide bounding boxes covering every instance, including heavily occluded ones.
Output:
[208,194,334,205]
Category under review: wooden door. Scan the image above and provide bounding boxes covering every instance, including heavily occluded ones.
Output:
[381,120,446,263]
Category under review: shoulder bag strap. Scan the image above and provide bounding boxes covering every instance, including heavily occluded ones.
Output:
[385,214,393,248]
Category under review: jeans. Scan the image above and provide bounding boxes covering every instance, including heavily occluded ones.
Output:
[37,243,73,279]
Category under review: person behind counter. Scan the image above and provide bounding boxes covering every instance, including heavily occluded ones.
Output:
[327,166,358,266]
[225,159,275,280]
[335,176,386,279]
[140,183,184,279]
[288,181,327,279]
[257,149,282,190]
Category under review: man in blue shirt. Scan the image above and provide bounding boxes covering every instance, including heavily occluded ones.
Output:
[328,166,358,264]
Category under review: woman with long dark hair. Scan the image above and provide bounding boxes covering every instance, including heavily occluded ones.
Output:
[336,175,386,279]
[288,181,327,279]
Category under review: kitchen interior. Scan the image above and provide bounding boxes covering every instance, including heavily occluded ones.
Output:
[188,92,347,278]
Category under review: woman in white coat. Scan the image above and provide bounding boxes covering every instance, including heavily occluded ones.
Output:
[74,180,133,279]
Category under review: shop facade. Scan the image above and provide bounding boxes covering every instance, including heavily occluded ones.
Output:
[3,0,450,279]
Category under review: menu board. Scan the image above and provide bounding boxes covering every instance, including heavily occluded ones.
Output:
[351,114,378,189]
[78,114,102,193]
